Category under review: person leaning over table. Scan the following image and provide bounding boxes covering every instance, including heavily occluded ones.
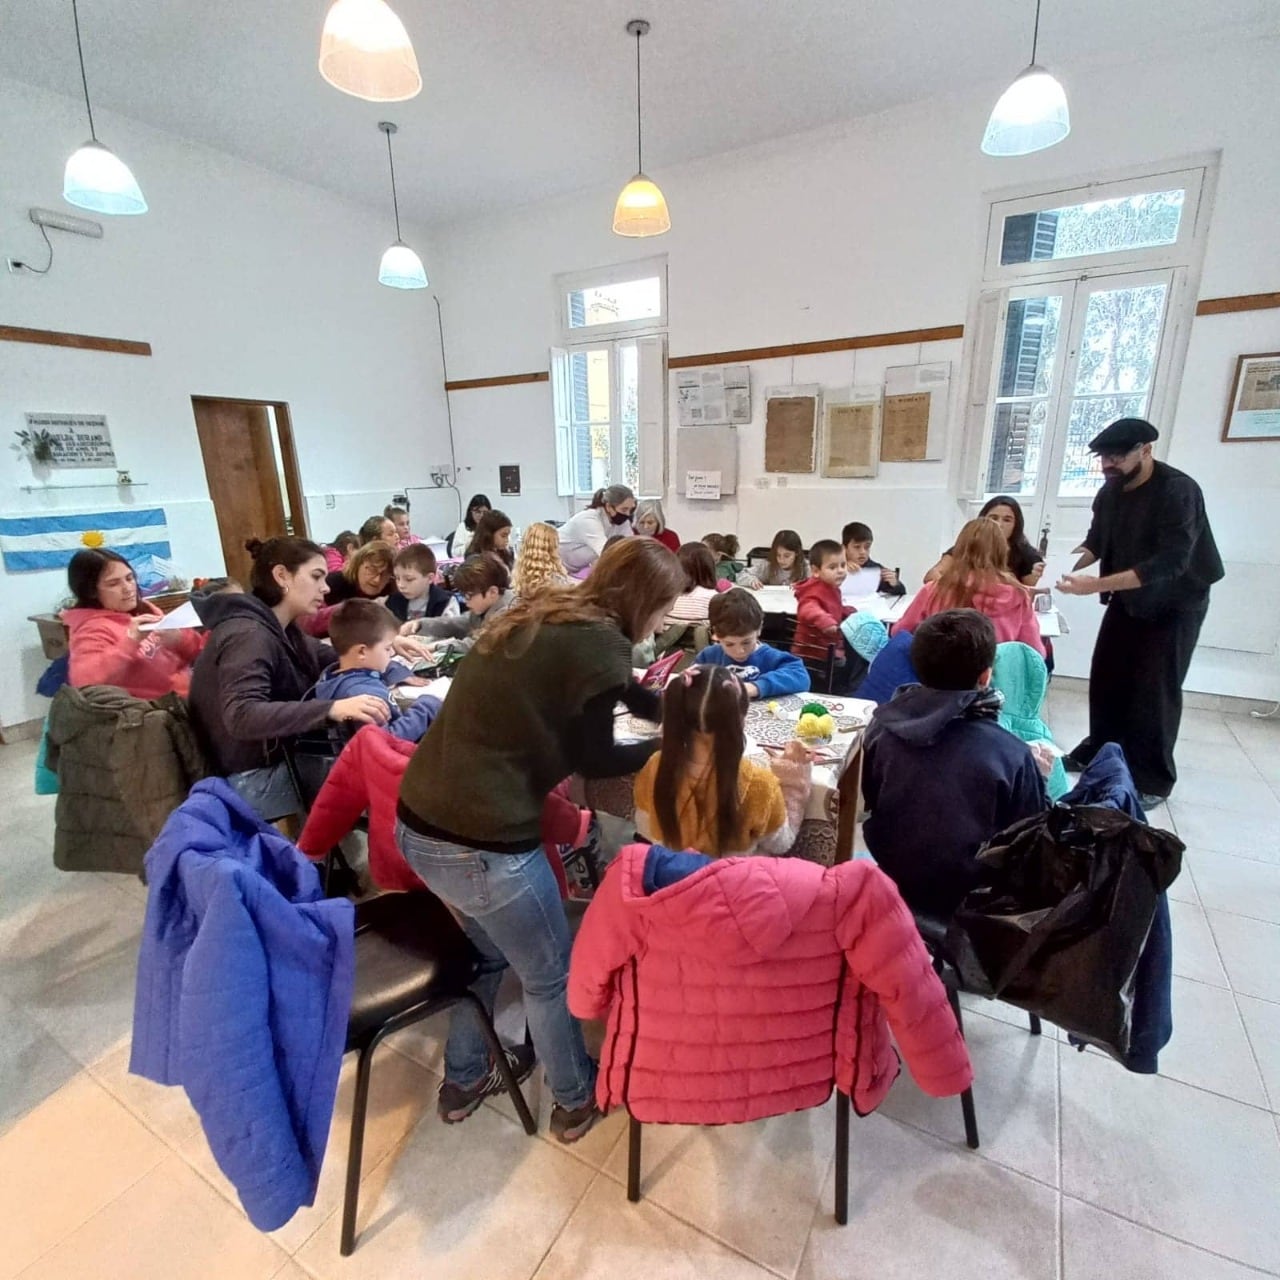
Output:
[1055,417,1223,808]
[395,536,685,1145]
[557,483,637,573]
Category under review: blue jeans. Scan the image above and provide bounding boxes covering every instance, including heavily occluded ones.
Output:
[395,823,595,1111]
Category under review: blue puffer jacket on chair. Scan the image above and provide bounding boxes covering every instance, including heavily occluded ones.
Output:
[129,778,355,1231]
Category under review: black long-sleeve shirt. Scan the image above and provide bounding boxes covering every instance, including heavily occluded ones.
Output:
[1082,461,1223,619]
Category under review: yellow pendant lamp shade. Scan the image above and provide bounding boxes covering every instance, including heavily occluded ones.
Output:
[613,173,670,237]
[319,0,421,102]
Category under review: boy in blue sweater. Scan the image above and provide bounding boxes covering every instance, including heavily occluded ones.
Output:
[862,609,1049,918]
[694,588,809,699]
[311,599,442,742]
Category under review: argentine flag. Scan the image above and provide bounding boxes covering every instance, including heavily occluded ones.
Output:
[0,508,171,573]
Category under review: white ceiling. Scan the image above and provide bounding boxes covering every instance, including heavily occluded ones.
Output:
[1,0,1277,227]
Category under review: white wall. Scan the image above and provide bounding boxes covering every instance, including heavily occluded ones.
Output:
[0,76,458,729]
[432,33,1280,699]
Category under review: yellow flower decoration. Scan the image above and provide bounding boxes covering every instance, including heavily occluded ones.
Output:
[80,530,105,548]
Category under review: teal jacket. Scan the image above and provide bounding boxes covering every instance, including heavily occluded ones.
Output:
[991,641,1069,801]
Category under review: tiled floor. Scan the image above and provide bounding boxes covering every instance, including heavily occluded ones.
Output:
[2,687,1280,1278]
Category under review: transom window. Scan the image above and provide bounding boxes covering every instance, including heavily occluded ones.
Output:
[555,256,667,342]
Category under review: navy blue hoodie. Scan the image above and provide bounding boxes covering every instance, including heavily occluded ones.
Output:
[862,684,1048,918]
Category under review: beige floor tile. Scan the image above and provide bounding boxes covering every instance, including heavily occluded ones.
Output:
[600,1100,837,1276]
[958,995,1060,1040]
[1190,850,1280,925]
[180,1042,439,1254]
[1154,977,1267,1106]
[268,1264,314,1280]
[1174,739,1260,779]
[1207,910,1280,1002]
[87,1042,204,1147]
[1060,1048,1280,1272]
[1168,899,1229,988]
[0,1073,168,1278]
[1177,711,1241,746]
[294,1100,592,1280]
[1166,800,1280,863]
[534,1174,776,1280]
[796,1114,1057,1280]
[1171,768,1280,817]
[878,1009,1058,1185]
[17,1155,289,1280]
[1236,995,1280,1111]
[1062,1197,1268,1279]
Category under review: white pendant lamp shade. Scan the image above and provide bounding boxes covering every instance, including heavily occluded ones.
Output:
[64,139,147,214]
[319,0,421,102]
[982,64,1070,156]
[613,173,670,237]
[379,241,428,289]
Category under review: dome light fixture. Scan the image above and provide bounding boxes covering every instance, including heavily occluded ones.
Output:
[63,0,146,215]
[613,19,670,237]
[319,0,422,102]
[377,122,428,290]
[982,0,1070,157]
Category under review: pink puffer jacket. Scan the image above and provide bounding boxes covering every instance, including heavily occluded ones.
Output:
[568,845,973,1124]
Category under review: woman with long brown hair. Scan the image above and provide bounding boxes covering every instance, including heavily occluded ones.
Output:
[894,519,1044,654]
[396,536,685,1144]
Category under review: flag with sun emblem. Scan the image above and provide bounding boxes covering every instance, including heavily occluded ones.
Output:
[0,508,170,572]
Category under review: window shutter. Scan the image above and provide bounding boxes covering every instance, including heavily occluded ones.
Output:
[635,335,667,497]
[956,288,1007,500]
[550,346,574,497]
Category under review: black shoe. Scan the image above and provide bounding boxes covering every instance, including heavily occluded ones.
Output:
[1139,793,1169,811]
[1061,751,1087,773]
[550,1100,601,1144]
[437,1044,536,1124]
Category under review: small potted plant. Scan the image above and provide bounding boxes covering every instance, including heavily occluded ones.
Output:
[14,427,58,466]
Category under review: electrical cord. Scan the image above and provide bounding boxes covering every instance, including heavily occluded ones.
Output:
[434,294,463,524]
[11,223,54,275]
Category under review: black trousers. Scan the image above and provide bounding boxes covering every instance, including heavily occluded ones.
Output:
[1074,600,1208,798]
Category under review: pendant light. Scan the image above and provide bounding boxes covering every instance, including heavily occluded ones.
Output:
[981,0,1070,157]
[319,0,421,102]
[62,0,146,215]
[613,19,670,238]
[377,122,428,289]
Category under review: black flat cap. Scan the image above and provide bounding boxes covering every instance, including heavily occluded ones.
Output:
[1088,417,1159,453]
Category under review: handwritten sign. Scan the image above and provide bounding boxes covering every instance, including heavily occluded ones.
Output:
[24,413,117,469]
[685,469,722,500]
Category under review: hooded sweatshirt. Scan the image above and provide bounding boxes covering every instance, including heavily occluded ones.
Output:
[862,684,1048,918]
[309,664,441,743]
[991,641,1069,800]
[792,577,853,653]
[63,600,202,700]
[893,579,1044,656]
[188,593,336,776]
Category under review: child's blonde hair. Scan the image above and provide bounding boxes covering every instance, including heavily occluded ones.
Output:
[511,522,569,597]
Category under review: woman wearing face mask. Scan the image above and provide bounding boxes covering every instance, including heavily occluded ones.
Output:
[451,494,492,559]
[557,484,637,574]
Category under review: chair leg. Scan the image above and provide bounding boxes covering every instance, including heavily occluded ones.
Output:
[464,992,537,1135]
[1028,1012,1043,1037]
[627,1115,642,1203]
[945,983,981,1151]
[340,1039,378,1256]
[834,1090,850,1225]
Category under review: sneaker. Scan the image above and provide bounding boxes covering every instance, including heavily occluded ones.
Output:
[550,1100,601,1144]
[437,1044,536,1124]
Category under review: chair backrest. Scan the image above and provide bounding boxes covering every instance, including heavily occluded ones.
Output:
[777,616,836,694]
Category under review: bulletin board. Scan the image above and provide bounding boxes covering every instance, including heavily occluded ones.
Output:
[880,362,950,462]
[676,425,738,496]
[821,386,882,478]
[764,385,820,473]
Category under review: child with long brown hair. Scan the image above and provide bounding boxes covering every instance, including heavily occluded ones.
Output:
[466,509,515,569]
[894,518,1044,654]
[739,529,807,588]
[665,542,722,626]
[511,521,571,597]
[633,666,811,856]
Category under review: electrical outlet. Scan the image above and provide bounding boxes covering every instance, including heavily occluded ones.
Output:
[324,494,336,509]
[776,475,788,488]
[754,476,771,489]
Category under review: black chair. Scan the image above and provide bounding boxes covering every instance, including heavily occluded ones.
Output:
[627,1090,853,1225]
[339,890,537,1254]
[912,910,1042,1151]
[778,616,837,694]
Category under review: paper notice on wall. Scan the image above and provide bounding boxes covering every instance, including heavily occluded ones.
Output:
[685,469,722,500]
[880,363,950,461]
[723,366,751,424]
[23,413,116,469]
[822,386,881,477]
[675,366,752,426]
[764,385,820,473]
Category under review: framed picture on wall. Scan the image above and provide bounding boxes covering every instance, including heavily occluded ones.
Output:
[1222,352,1280,442]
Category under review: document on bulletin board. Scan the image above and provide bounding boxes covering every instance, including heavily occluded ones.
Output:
[881,362,950,461]
[676,366,751,425]
[822,387,882,477]
[764,385,820,473]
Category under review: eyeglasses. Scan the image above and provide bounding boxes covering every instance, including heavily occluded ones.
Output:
[1097,444,1143,464]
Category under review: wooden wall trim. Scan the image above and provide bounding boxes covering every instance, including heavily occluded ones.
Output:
[445,371,549,392]
[0,325,152,357]
[1195,292,1280,317]
[668,324,966,369]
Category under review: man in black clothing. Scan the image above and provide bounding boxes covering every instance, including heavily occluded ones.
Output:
[1056,417,1223,806]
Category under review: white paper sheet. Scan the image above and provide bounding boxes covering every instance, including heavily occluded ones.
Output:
[136,599,202,631]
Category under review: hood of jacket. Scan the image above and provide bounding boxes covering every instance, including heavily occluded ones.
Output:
[792,577,839,610]
[991,640,1048,720]
[965,581,1032,626]
[610,842,827,962]
[61,599,162,636]
[192,590,282,633]
[311,663,385,702]
[871,683,1002,747]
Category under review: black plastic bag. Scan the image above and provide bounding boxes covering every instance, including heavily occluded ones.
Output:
[945,805,1183,1062]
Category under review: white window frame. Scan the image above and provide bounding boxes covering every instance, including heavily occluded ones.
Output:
[553,255,668,343]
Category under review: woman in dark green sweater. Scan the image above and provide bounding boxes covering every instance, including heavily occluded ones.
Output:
[397,537,684,1143]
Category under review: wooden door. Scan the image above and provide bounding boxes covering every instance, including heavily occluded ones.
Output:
[192,398,289,585]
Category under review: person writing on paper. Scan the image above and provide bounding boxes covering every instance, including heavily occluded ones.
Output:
[63,549,203,699]
[925,496,1045,588]
[557,484,636,573]
[1055,418,1223,807]
[841,522,906,603]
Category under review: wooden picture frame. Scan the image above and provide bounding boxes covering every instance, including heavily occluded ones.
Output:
[1221,352,1280,442]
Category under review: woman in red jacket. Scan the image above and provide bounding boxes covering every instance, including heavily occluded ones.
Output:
[62,549,202,698]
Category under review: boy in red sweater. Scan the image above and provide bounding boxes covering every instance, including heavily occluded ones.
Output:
[792,539,858,690]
